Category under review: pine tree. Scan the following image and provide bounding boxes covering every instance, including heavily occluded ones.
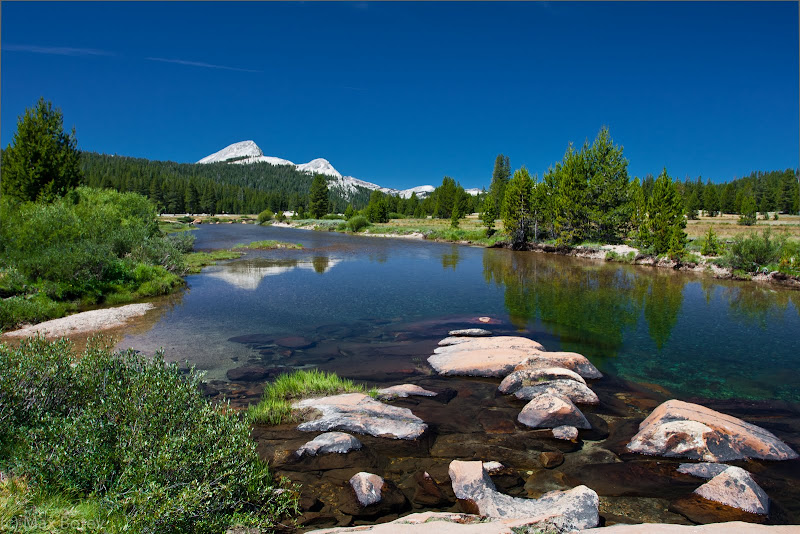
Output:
[738,192,757,225]
[703,182,719,216]
[502,167,535,250]
[641,168,686,255]
[1,98,82,201]
[308,174,329,218]
[482,154,510,231]
[586,127,631,242]
[552,144,588,245]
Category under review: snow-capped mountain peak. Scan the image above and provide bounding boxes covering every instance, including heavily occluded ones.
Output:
[296,158,342,179]
[197,140,263,164]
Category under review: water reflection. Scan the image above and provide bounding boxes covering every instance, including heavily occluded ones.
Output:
[206,257,341,290]
[483,250,693,355]
[441,246,461,271]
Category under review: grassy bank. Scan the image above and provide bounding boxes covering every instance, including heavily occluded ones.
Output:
[247,369,374,425]
[0,337,297,533]
[0,188,191,331]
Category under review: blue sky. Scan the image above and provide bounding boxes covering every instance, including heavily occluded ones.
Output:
[2,2,798,189]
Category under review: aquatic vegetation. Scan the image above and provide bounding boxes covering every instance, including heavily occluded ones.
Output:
[232,240,303,250]
[248,369,373,425]
[184,249,243,274]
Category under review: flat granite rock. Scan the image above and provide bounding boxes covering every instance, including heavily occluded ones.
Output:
[626,399,798,462]
[295,393,427,440]
[694,466,769,515]
[428,336,547,377]
[513,379,599,405]
[448,460,599,530]
[438,336,475,347]
[376,384,438,400]
[448,328,492,337]
[517,393,592,429]
[295,432,362,457]
[677,462,731,479]
[499,367,587,393]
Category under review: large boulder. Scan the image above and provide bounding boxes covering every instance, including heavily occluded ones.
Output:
[694,466,769,515]
[428,336,546,377]
[517,394,591,429]
[626,400,798,461]
[295,393,427,440]
[448,460,599,530]
[498,367,586,393]
[295,432,362,457]
[677,462,731,479]
[513,380,599,405]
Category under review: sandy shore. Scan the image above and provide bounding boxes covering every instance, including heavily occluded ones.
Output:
[2,303,156,339]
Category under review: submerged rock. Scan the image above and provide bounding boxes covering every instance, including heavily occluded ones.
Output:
[626,399,798,461]
[295,432,362,457]
[412,471,449,507]
[448,328,492,337]
[376,384,438,400]
[513,379,599,405]
[677,462,731,479]
[499,367,586,394]
[552,425,579,441]
[694,466,769,515]
[448,460,599,530]
[517,394,591,430]
[295,393,427,440]
[275,336,314,349]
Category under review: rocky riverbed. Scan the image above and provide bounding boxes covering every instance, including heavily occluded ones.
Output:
[208,318,800,532]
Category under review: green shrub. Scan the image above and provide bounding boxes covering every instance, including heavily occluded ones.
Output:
[336,222,348,231]
[177,216,193,223]
[388,212,405,219]
[722,229,785,273]
[321,214,344,220]
[257,209,274,224]
[347,215,370,232]
[0,337,298,533]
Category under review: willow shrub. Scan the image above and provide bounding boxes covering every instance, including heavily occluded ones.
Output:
[0,337,298,533]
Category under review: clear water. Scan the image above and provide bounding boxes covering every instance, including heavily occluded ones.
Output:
[119,224,800,403]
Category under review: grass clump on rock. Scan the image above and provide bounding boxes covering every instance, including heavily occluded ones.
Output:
[0,336,298,533]
[248,369,371,425]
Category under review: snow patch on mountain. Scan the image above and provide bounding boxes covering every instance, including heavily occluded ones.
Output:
[296,158,342,179]
[197,140,263,164]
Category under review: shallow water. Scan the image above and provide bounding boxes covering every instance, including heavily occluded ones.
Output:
[120,224,800,403]
[116,224,800,528]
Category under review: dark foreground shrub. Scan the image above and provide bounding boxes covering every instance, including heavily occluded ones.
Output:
[0,337,298,533]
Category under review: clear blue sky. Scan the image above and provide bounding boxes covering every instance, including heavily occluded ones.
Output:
[2,1,798,189]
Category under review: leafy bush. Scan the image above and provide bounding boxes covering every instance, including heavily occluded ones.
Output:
[388,212,405,219]
[0,188,188,329]
[347,215,370,232]
[321,214,344,220]
[0,337,298,533]
[177,216,194,223]
[257,208,274,224]
[721,229,785,273]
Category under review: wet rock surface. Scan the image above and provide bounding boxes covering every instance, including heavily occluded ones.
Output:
[677,462,731,479]
[513,379,600,405]
[296,432,363,457]
[498,367,587,393]
[295,393,428,440]
[694,466,770,515]
[552,425,579,441]
[626,399,799,461]
[376,384,438,400]
[448,328,493,337]
[448,460,600,529]
[517,393,592,429]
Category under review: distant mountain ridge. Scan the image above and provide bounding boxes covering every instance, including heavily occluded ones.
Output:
[198,141,481,199]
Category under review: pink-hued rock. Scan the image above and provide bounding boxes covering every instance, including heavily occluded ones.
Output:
[677,462,731,479]
[552,425,579,441]
[517,394,591,430]
[482,461,505,474]
[294,393,427,440]
[438,336,475,347]
[428,336,547,377]
[349,472,385,507]
[626,399,798,462]
[376,384,438,400]
[498,367,587,394]
[694,466,769,515]
[513,380,599,405]
[518,352,603,380]
[582,521,800,533]
[448,460,599,530]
